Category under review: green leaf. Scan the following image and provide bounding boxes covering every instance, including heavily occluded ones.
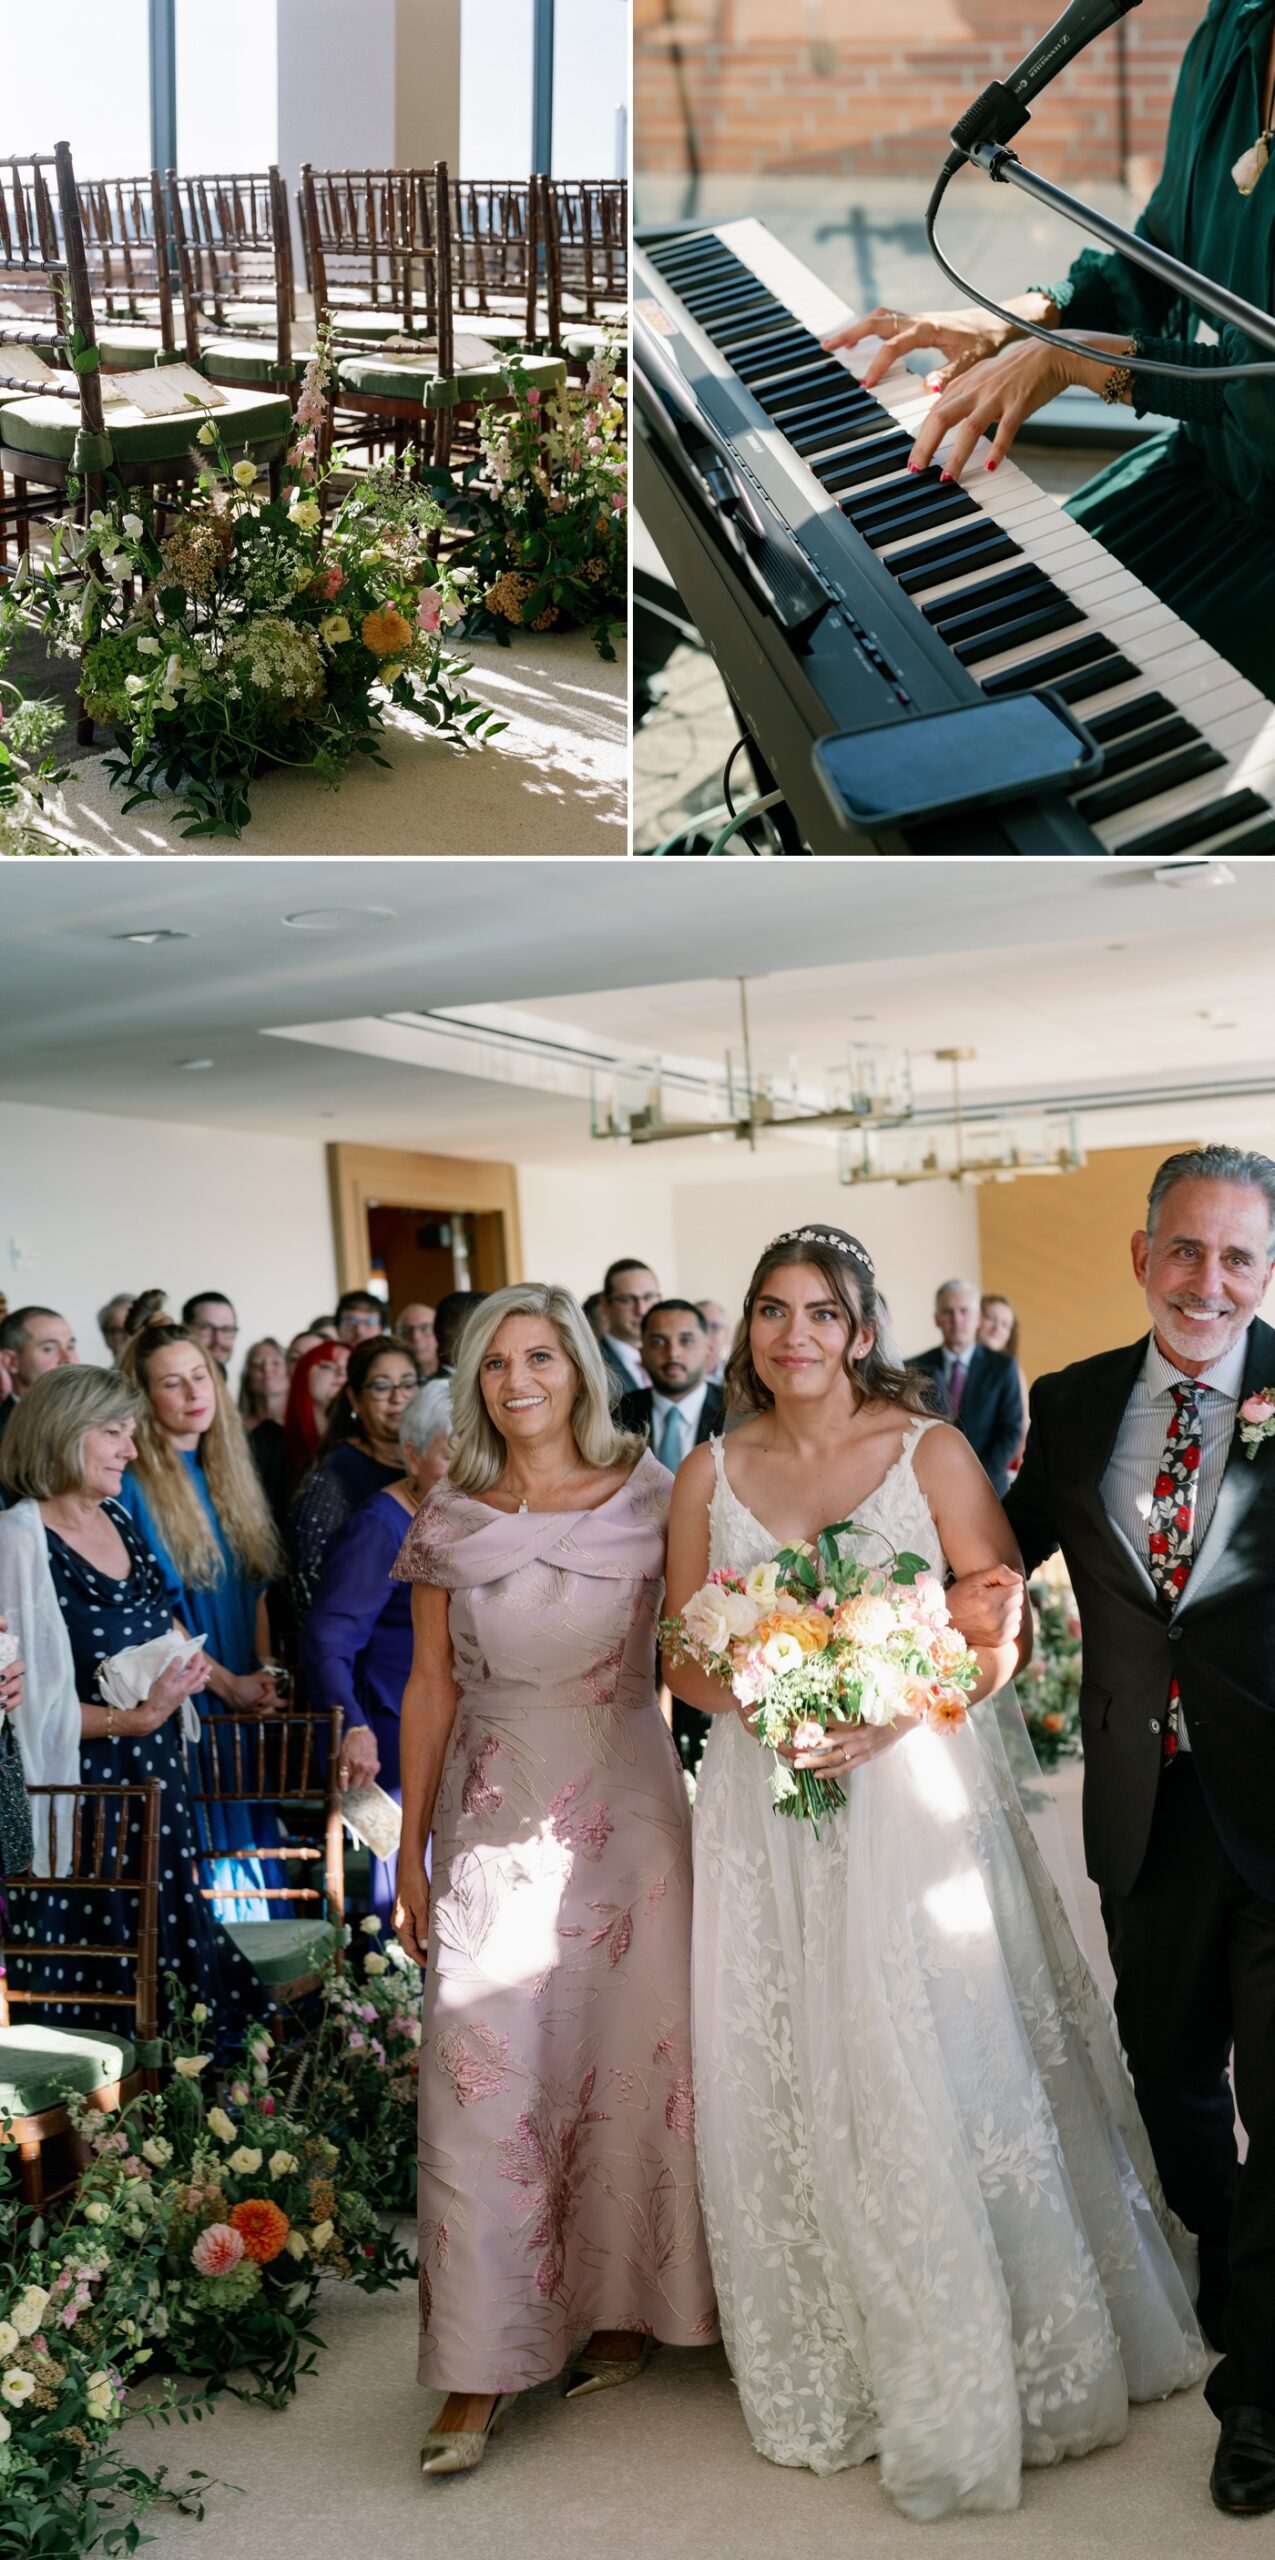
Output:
[891,1551,930,1586]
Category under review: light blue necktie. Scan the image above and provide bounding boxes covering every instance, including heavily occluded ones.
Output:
[657,1403,687,1471]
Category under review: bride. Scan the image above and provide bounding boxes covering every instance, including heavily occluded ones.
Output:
[665,1225,1206,2522]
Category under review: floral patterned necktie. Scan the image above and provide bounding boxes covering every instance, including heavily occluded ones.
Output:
[1147,1380,1207,1762]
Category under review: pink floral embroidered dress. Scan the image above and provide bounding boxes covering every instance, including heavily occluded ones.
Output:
[392,1447,718,2391]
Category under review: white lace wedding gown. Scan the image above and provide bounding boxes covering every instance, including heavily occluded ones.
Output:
[692,1420,1206,2521]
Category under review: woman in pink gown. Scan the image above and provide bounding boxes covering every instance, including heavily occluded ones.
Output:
[391,1283,717,2477]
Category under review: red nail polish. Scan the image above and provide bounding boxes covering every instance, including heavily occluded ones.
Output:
[986,457,999,473]
[939,470,952,484]
[907,462,920,474]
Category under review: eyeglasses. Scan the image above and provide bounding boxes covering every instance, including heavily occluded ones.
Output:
[363,1378,415,1398]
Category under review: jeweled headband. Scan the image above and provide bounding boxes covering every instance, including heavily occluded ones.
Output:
[766,1226,876,1279]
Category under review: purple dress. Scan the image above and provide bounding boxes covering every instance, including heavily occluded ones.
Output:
[392,1449,718,2392]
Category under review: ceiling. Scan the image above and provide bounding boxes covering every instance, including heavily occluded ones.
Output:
[0,857,1273,1173]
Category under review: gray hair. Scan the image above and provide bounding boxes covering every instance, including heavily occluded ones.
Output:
[1146,1146,1275,1250]
[0,1364,142,1501]
[448,1283,644,1496]
[400,1378,453,1454]
[97,1293,135,1331]
[934,1277,979,1303]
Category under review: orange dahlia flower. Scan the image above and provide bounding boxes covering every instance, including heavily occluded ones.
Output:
[360,606,413,658]
[229,2198,290,2264]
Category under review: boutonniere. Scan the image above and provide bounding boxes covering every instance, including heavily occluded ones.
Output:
[1237,1390,1275,1459]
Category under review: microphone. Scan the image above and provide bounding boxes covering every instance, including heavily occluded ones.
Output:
[946,0,1142,165]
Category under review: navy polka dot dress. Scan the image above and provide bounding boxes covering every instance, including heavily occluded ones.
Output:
[6,1500,261,2051]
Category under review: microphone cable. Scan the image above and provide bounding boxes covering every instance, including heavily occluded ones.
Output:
[923,153,1275,385]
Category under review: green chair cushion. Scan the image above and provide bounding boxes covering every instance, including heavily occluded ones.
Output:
[337,350,566,408]
[222,1917,336,1988]
[18,324,181,370]
[218,300,285,331]
[329,308,431,343]
[450,311,545,345]
[198,337,307,386]
[0,2025,135,2119]
[0,384,292,469]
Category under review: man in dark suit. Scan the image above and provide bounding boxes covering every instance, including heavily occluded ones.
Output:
[984,1144,1275,2519]
[910,1278,1024,1497]
[0,1305,77,1451]
[598,1258,661,1399]
[619,1300,725,1772]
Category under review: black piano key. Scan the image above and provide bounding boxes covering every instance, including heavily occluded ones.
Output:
[1051,654,1141,705]
[815,438,914,493]
[1085,715,1201,783]
[842,465,949,524]
[792,406,908,452]
[979,633,1121,696]
[953,598,1086,665]
[735,336,822,385]
[892,527,1019,593]
[688,288,779,327]
[793,412,892,462]
[711,311,798,354]
[1116,792,1275,861]
[859,490,979,547]
[771,390,881,443]
[938,583,1067,652]
[1073,739,1228,823]
[1083,693,1177,745]
[923,565,1056,633]
[760,359,851,400]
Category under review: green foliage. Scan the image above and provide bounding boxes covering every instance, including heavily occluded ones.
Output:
[1020,1581,1084,1766]
[0,598,68,855]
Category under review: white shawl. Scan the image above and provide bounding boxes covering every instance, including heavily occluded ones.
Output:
[0,1498,82,1875]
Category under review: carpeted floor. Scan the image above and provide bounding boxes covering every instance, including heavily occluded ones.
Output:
[122,2280,1231,2560]
[18,625,628,857]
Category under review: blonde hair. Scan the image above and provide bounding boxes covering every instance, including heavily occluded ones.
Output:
[0,1365,143,1501]
[118,1306,280,1587]
[448,1283,644,1496]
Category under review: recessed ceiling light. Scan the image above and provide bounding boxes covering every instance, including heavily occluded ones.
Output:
[281,907,397,931]
[112,929,194,945]
[177,1057,214,1071]
[1152,859,1235,889]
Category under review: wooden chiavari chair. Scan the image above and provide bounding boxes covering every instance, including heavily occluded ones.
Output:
[169,166,303,392]
[448,176,544,345]
[75,169,179,368]
[184,1705,345,2010]
[0,1777,161,2211]
[538,175,628,368]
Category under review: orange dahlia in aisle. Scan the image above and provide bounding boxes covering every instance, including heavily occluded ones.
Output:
[229,2199,291,2265]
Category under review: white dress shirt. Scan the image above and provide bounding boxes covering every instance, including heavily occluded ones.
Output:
[649,1381,709,1470]
[608,1335,647,1390]
[1100,1327,1250,1750]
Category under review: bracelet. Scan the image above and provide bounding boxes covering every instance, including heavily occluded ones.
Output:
[1100,359,1135,406]
[104,1703,119,1740]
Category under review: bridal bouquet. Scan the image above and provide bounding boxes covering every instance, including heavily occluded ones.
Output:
[660,1524,980,1830]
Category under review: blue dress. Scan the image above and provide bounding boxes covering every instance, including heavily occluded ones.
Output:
[289,1442,404,1623]
[300,1485,414,1919]
[117,1457,285,1925]
[7,1500,259,2052]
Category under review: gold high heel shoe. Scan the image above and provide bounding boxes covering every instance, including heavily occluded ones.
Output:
[420,2393,516,2476]
[564,2335,655,2399]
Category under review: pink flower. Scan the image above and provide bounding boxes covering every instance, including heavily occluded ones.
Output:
[191,2223,245,2278]
[260,2095,276,2116]
[230,2081,248,2105]
[417,587,442,636]
[1240,1392,1275,1423]
[526,388,541,406]
[313,562,343,601]
[60,2304,80,2329]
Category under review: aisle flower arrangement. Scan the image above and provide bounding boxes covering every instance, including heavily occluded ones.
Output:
[438,344,627,660]
[303,1920,424,2215]
[1021,1580,1084,1765]
[0,599,67,857]
[22,333,503,840]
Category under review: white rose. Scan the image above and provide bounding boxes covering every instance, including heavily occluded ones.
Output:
[173,2054,210,2078]
[378,660,405,684]
[142,2137,171,2168]
[743,1562,782,1605]
[0,2410,10,2443]
[285,2231,309,2261]
[12,2288,48,2337]
[231,459,258,489]
[206,2108,237,2144]
[196,421,217,446]
[1,2369,36,2406]
[310,2219,334,2252]
[227,2146,262,2176]
[362,1952,388,1976]
[123,673,148,696]
[269,2151,298,2179]
[0,2325,17,2358]
[191,2004,209,2024]
[289,496,320,531]
[319,612,351,646]
[121,513,143,538]
[716,1587,763,1640]
[135,636,160,656]
[359,1915,382,1935]
[679,1589,734,1656]
[83,2201,109,2225]
[759,1629,804,1676]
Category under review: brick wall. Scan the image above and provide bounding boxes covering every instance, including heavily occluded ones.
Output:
[635,0,1201,187]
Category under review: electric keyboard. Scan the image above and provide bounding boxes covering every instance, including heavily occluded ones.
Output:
[634,217,1275,859]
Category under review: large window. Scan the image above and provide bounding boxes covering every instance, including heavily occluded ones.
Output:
[175,0,278,175]
[0,0,151,176]
[459,0,535,177]
[553,0,627,177]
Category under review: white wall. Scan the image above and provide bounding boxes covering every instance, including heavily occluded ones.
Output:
[671,1170,982,1364]
[175,0,279,175]
[276,0,398,204]
[0,1101,336,1390]
[459,0,535,175]
[516,1164,678,1302]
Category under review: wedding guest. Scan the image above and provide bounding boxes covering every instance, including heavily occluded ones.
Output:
[97,1295,135,1364]
[301,1379,452,1922]
[116,1298,285,1923]
[282,1339,350,1480]
[0,1366,260,2046]
[308,1317,341,1339]
[239,1338,288,1430]
[599,1258,660,1395]
[395,1304,438,1378]
[996,1144,1275,2519]
[289,1335,417,1619]
[335,1289,385,1346]
[696,1298,732,1384]
[583,1290,609,1344]
[182,1291,238,1376]
[286,1330,325,1374]
[392,1283,717,2475]
[980,1292,1031,1473]
[434,1291,488,1376]
[910,1279,1025,1497]
[0,1610,23,1718]
[0,1307,78,1448]
[619,1302,727,1773]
